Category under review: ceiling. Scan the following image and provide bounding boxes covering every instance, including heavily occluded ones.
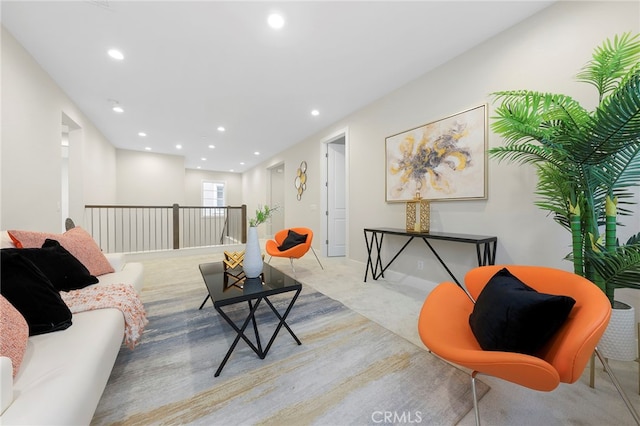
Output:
[2,1,553,173]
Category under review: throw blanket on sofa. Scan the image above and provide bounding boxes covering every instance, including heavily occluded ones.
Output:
[61,284,148,349]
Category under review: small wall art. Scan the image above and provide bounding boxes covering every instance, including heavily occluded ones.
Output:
[385,104,487,202]
[295,161,307,200]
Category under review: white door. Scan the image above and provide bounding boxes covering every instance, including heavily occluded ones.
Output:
[327,139,346,256]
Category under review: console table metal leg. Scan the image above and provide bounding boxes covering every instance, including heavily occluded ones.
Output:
[422,238,461,287]
[373,233,386,279]
[364,230,375,282]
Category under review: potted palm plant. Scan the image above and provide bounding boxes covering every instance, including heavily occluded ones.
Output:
[489,32,640,360]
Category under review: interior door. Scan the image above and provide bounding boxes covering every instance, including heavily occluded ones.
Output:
[327,138,346,256]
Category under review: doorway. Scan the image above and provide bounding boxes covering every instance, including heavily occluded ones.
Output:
[324,130,348,257]
[61,113,81,232]
[268,163,285,237]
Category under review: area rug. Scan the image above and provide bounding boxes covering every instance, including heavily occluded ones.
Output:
[91,270,488,425]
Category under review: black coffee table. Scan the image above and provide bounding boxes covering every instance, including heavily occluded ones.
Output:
[199,261,302,377]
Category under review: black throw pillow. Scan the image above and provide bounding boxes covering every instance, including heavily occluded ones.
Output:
[468,268,576,355]
[278,230,308,251]
[0,250,73,336]
[3,239,98,291]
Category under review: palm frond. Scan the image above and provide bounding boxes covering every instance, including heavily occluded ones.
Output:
[576,32,640,99]
[588,241,640,291]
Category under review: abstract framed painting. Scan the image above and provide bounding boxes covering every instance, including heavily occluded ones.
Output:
[385,104,487,202]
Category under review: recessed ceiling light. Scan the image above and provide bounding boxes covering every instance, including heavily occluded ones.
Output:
[138,132,147,137]
[311,109,320,116]
[217,126,225,132]
[254,151,260,156]
[201,157,207,161]
[240,162,245,165]
[107,49,124,60]
[145,147,152,151]
[267,13,285,29]
[112,105,124,113]
[208,145,215,149]
[197,166,201,169]
[230,169,235,172]
[176,144,182,149]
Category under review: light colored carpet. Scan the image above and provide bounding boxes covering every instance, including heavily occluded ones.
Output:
[91,254,488,425]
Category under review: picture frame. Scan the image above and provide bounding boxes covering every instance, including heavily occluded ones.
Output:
[385,104,487,202]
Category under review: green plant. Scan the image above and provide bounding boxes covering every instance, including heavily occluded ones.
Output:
[489,32,640,305]
[249,204,279,227]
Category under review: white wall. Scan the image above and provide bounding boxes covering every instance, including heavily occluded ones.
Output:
[184,169,243,206]
[1,27,118,231]
[243,1,640,286]
[115,149,186,205]
[3,1,639,293]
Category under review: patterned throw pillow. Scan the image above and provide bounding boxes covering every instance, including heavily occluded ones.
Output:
[0,296,29,377]
[8,227,114,276]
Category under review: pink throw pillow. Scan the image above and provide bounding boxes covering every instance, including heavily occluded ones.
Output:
[0,296,29,377]
[8,227,114,276]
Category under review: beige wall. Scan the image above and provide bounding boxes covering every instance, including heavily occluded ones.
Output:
[242,1,640,285]
[1,26,243,230]
[184,169,243,206]
[1,27,118,232]
[3,1,639,294]
[115,150,185,205]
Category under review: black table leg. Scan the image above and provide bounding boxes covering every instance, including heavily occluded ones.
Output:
[214,299,264,377]
[262,288,302,356]
[364,229,375,282]
[247,300,263,355]
[199,294,210,310]
[213,288,302,377]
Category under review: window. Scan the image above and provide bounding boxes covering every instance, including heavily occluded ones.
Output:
[202,181,225,216]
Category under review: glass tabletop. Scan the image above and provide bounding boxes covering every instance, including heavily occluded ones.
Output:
[199,262,301,306]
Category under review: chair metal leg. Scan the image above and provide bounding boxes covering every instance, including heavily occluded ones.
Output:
[589,351,596,388]
[471,371,481,426]
[595,347,640,425]
[289,258,296,276]
[310,246,324,269]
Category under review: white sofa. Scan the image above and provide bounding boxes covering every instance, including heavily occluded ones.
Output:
[0,251,144,425]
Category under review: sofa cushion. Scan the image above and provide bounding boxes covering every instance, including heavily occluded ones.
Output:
[3,309,124,425]
[278,229,308,251]
[1,231,15,249]
[3,240,98,292]
[8,227,114,276]
[468,267,576,355]
[0,250,72,336]
[0,296,28,377]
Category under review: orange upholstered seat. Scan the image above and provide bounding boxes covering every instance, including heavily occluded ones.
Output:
[265,227,323,274]
[417,265,640,424]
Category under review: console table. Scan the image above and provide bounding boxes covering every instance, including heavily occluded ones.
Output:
[363,227,497,288]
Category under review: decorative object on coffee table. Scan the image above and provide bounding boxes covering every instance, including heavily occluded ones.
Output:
[244,205,279,279]
[243,227,263,278]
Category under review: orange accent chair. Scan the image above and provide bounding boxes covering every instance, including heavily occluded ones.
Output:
[265,227,323,274]
[418,265,640,425]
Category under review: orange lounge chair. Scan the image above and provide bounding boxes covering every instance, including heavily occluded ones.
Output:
[265,227,323,274]
[418,265,639,425]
